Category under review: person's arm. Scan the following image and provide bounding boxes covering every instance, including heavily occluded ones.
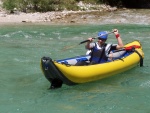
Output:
[113,29,124,49]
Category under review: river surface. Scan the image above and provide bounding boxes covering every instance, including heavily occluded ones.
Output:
[0,10,150,113]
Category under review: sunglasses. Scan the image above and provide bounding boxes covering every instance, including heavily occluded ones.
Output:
[98,37,106,41]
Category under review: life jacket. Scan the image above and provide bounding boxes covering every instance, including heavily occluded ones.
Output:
[90,42,112,64]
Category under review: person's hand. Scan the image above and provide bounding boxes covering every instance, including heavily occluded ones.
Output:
[113,29,120,39]
[113,29,119,35]
[88,37,94,42]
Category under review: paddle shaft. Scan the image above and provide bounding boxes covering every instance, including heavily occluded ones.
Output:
[79,31,114,45]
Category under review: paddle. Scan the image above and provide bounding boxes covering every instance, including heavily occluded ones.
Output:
[62,31,114,51]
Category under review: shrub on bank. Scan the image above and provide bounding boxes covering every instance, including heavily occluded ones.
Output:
[2,0,150,13]
[2,0,100,13]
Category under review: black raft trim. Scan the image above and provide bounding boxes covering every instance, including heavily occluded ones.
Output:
[41,57,76,89]
[134,50,143,67]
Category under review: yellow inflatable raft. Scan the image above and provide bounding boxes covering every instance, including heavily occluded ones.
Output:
[40,40,144,89]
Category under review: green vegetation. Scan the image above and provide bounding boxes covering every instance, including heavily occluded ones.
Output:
[2,0,101,12]
[2,0,150,13]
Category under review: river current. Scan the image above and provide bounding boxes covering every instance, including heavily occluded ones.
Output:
[0,10,150,113]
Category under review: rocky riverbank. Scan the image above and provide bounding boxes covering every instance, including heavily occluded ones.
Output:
[0,1,118,24]
[0,10,112,24]
[0,1,150,25]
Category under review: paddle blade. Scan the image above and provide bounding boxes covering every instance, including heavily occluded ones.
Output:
[62,44,78,51]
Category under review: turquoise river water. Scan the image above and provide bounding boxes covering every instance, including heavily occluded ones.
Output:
[0,23,150,113]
